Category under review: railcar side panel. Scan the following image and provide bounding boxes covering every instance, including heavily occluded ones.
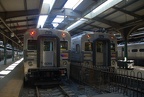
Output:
[118,42,144,66]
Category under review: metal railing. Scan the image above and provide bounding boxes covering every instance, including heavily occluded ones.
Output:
[70,64,144,97]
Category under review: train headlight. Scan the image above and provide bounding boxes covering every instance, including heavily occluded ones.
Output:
[28,61,33,66]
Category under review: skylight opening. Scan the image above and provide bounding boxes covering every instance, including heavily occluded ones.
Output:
[64,0,83,10]
[37,15,48,28]
[52,23,59,28]
[84,0,122,19]
[73,0,83,10]
[66,18,88,31]
[37,0,56,28]
[43,0,55,11]
[53,15,65,23]
[52,15,66,28]
[66,0,122,31]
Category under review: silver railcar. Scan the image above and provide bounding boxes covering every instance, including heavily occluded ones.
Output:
[23,28,71,83]
[70,31,117,68]
[118,42,144,66]
[0,41,14,61]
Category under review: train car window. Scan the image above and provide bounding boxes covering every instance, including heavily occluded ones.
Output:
[28,40,37,50]
[139,49,144,52]
[44,41,53,51]
[85,42,93,51]
[76,44,80,52]
[132,49,138,52]
[60,41,68,50]
[111,43,115,52]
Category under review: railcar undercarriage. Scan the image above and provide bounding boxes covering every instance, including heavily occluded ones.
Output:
[25,67,67,85]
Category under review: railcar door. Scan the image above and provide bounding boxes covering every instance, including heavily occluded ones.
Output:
[38,36,59,68]
[95,40,110,66]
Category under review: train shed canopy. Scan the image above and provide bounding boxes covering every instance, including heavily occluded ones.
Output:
[0,0,144,48]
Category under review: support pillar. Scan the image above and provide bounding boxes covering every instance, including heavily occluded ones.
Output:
[121,28,130,61]
[3,37,7,65]
[12,44,14,62]
[124,39,128,61]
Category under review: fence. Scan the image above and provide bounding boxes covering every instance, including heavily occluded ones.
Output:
[70,63,144,97]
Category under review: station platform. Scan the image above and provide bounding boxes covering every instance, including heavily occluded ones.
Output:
[0,58,23,97]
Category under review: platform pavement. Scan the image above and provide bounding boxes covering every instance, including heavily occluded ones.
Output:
[0,58,15,71]
[0,58,24,97]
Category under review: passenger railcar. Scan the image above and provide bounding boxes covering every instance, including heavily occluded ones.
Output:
[118,42,144,66]
[23,28,71,83]
[0,41,13,61]
[70,31,117,68]
[0,48,4,61]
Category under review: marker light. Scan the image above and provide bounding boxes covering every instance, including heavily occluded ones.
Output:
[87,34,90,39]
[30,31,35,36]
[111,36,114,39]
[62,33,66,38]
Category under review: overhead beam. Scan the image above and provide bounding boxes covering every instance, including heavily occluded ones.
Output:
[6,18,38,24]
[120,16,144,30]
[84,21,101,28]
[16,29,27,35]
[24,0,29,29]
[12,24,36,29]
[50,8,82,18]
[102,0,138,18]
[0,9,39,19]
[113,6,144,21]
[91,17,121,29]
[2,24,36,30]
[134,5,144,12]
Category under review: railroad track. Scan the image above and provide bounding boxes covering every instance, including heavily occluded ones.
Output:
[20,79,98,97]
[34,85,76,97]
